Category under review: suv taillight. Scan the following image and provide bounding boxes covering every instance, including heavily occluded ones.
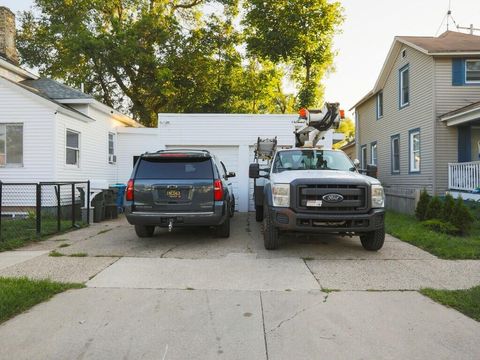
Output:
[214,179,223,201]
[126,179,134,201]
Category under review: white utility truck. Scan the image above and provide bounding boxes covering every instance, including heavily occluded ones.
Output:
[249,103,386,250]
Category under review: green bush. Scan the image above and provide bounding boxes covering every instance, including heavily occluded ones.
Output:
[415,189,430,221]
[422,219,459,235]
[425,195,443,220]
[442,193,456,223]
[451,196,475,235]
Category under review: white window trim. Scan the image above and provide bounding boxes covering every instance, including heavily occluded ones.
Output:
[376,92,383,119]
[465,59,480,84]
[0,123,24,167]
[400,66,410,107]
[65,129,81,168]
[409,131,420,173]
[370,143,378,166]
[361,146,367,169]
[108,132,116,164]
[391,136,400,173]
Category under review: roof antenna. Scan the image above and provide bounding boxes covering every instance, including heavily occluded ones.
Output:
[436,0,457,36]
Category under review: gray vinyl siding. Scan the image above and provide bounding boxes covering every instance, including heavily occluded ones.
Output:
[434,57,480,193]
[357,46,435,194]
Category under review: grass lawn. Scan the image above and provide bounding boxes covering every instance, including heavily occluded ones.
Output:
[0,277,84,324]
[421,286,480,322]
[0,217,82,252]
[385,211,480,259]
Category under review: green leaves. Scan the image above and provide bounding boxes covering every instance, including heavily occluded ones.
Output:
[17,0,343,126]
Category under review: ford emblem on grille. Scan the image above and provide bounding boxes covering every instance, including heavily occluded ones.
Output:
[322,193,344,203]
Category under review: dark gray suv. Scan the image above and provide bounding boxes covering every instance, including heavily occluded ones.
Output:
[125,149,236,238]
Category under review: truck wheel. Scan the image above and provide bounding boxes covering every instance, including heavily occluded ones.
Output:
[263,209,279,250]
[216,217,230,238]
[135,225,155,238]
[360,228,385,251]
[255,206,264,222]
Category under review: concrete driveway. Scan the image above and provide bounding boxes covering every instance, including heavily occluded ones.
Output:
[0,213,479,359]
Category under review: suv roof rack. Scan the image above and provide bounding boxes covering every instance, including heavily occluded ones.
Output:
[155,149,211,154]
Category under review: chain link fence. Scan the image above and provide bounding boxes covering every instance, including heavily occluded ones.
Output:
[0,181,90,243]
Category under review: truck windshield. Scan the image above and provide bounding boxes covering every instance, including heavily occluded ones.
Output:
[272,150,355,173]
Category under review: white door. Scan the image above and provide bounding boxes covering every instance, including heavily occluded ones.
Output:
[166,145,240,210]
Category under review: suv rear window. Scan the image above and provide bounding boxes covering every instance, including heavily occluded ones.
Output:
[135,157,213,179]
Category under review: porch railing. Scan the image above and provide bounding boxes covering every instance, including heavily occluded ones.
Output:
[448,161,480,192]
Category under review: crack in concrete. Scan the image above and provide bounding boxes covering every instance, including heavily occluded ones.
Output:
[259,292,269,360]
[267,300,325,334]
[160,244,181,258]
[303,258,322,290]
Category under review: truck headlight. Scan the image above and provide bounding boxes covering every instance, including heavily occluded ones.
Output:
[272,183,290,207]
[371,184,385,208]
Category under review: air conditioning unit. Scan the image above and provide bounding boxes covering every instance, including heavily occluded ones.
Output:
[108,154,116,164]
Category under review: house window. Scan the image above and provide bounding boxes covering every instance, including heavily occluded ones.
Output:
[66,129,80,166]
[391,135,400,173]
[409,129,420,173]
[399,65,410,108]
[0,123,23,166]
[401,49,407,58]
[465,60,480,83]
[108,132,116,164]
[376,91,383,119]
[370,142,378,166]
[361,145,367,169]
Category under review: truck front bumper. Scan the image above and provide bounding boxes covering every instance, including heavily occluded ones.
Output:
[270,207,385,233]
[125,202,227,227]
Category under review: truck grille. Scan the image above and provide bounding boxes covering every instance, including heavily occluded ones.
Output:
[297,184,367,212]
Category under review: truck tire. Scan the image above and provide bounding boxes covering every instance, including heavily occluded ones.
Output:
[263,208,279,250]
[135,225,155,238]
[230,198,235,218]
[216,217,230,238]
[255,206,264,222]
[360,228,385,251]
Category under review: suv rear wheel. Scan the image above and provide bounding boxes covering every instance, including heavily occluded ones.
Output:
[135,225,155,238]
[263,208,279,250]
[215,216,230,238]
[360,228,385,251]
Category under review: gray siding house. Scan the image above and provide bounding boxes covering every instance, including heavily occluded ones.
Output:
[351,31,480,206]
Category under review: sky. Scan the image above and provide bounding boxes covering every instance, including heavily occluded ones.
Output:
[2,0,480,111]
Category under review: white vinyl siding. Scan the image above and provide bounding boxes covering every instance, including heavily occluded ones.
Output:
[0,123,23,166]
[465,59,480,84]
[66,129,80,166]
[409,130,420,173]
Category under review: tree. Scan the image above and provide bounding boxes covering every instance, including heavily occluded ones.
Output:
[415,189,430,221]
[17,0,294,126]
[333,117,354,149]
[243,0,344,108]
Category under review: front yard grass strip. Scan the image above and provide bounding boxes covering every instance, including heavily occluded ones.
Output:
[385,211,480,259]
[0,277,84,324]
[420,286,480,322]
[49,250,65,257]
[69,253,88,257]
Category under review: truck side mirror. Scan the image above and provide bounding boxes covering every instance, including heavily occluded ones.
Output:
[227,171,236,178]
[353,159,360,168]
[366,164,378,178]
[249,163,260,179]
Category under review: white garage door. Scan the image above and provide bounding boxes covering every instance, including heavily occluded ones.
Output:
[166,145,240,211]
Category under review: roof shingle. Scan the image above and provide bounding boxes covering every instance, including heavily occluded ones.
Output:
[397,31,480,53]
[20,78,93,100]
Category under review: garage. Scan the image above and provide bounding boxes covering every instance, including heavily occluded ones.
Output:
[118,113,297,212]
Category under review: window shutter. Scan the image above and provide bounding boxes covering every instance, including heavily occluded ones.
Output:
[452,59,464,86]
[457,126,471,162]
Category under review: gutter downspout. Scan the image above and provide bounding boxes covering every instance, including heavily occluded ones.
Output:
[432,58,437,195]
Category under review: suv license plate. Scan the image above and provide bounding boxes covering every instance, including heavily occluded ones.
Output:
[306,200,323,207]
[166,189,181,199]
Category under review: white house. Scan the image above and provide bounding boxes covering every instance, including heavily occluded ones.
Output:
[0,7,141,188]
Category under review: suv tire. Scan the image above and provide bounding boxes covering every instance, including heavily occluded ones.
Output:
[263,208,279,250]
[230,198,235,218]
[360,227,385,251]
[216,217,230,238]
[255,206,264,222]
[135,225,155,238]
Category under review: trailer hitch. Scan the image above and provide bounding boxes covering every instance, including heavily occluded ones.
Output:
[168,219,174,232]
